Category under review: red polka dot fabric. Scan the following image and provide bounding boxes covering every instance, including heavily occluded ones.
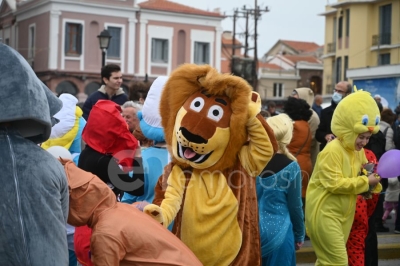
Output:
[346,148,380,266]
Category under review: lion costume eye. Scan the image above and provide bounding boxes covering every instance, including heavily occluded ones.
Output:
[375,115,380,125]
[190,97,205,112]
[361,114,369,126]
[207,105,224,122]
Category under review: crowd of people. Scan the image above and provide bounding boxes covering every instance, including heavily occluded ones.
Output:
[1,43,400,266]
[266,82,400,265]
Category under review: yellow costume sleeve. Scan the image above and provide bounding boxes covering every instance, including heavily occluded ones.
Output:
[144,165,186,227]
[371,182,382,194]
[239,92,273,176]
[315,148,369,195]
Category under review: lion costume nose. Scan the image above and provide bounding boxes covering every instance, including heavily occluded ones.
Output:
[180,127,208,144]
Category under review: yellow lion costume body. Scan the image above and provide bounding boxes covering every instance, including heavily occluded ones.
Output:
[144,64,276,265]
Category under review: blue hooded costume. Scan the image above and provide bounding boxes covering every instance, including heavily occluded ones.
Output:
[0,44,69,265]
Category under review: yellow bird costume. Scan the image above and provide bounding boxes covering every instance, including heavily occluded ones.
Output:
[305,87,382,265]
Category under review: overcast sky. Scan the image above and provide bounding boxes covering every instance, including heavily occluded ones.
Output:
[158,0,328,54]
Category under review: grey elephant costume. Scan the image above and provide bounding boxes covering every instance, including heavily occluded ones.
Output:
[0,44,69,265]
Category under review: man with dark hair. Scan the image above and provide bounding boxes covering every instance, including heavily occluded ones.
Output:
[82,64,128,120]
[316,81,352,151]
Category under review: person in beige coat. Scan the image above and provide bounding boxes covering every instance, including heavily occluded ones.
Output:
[292,88,320,168]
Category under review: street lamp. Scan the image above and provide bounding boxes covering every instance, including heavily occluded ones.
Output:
[97,29,112,68]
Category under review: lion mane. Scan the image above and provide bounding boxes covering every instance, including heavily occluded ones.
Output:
[159,64,251,172]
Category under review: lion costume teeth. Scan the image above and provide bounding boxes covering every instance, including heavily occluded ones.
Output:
[177,142,213,163]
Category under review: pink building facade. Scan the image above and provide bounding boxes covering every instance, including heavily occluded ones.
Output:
[0,0,224,102]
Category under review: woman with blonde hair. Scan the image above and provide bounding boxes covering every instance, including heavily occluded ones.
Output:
[257,113,305,266]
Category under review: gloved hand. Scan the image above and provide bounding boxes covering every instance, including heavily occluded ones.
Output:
[143,204,165,224]
[247,91,261,119]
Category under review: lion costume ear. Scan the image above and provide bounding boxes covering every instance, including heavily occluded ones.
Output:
[197,76,206,85]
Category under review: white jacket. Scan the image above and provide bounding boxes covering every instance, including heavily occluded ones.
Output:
[385,178,400,202]
[379,121,395,151]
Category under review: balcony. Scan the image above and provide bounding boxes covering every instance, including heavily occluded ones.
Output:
[372,33,391,46]
[327,42,336,53]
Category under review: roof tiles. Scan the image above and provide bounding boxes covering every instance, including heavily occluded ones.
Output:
[138,0,223,17]
[283,55,321,64]
[280,40,321,53]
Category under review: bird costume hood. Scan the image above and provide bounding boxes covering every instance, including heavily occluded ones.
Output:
[331,87,380,151]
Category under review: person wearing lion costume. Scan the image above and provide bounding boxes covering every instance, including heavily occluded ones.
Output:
[143,64,277,265]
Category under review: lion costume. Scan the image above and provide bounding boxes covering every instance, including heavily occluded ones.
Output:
[144,64,277,265]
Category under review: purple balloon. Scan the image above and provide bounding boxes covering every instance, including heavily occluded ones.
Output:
[377,149,400,178]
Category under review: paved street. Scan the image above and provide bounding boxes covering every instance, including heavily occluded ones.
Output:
[297,210,400,265]
[298,259,400,266]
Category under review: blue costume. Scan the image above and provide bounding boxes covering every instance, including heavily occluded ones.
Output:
[257,154,305,266]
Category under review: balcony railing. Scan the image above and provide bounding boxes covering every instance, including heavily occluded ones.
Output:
[327,42,336,53]
[372,33,391,46]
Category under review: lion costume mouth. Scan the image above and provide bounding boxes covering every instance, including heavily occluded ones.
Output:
[177,142,213,163]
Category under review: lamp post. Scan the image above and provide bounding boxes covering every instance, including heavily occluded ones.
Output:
[97,29,112,68]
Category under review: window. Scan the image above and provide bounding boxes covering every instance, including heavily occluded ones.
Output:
[336,57,342,83]
[338,16,343,39]
[194,42,210,65]
[65,23,82,55]
[28,25,35,59]
[379,53,390,65]
[151,38,169,63]
[379,4,392,45]
[107,26,121,58]
[344,56,348,80]
[331,60,336,89]
[273,83,283,97]
[333,17,337,41]
[5,38,9,45]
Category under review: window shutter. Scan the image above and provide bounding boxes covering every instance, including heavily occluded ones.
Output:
[77,24,83,55]
[151,38,156,62]
[65,23,70,54]
[107,27,121,58]
[108,27,114,57]
[205,44,210,64]
[163,40,169,62]
[115,28,121,58]
[194,42,199,64]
